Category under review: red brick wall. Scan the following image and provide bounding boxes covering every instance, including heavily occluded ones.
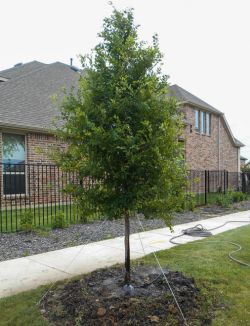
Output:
[219,120,239,172]
[1,118,240,172]
[183,105,240,172]
[26,132,66,164]
[0,131,68,207]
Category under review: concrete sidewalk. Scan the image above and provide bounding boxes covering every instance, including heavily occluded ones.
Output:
[0,210,249,299]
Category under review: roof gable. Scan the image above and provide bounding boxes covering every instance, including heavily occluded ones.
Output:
[0,62,80,131]
[169,84,244,148]
[169,84,222,115]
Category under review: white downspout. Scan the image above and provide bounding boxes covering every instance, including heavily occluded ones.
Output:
[237,148,240,173]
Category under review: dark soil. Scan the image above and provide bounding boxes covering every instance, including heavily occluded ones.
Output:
[40,264,210,326]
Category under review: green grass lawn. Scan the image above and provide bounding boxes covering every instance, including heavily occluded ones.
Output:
[190,191,249,208]
[195,192,222,205]
[194,192,230,206]
[141,225,250,325]
[0,204,100,232]
[0,225,249,325]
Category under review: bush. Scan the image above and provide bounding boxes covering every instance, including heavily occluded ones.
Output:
[215,194,232,208]
[20,210,34,232]
[51,211,68,229]
[215,191,247,207]
[230,191,247,203]
[178,192,196,212]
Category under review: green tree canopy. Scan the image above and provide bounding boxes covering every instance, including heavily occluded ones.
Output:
[55,6,187,284]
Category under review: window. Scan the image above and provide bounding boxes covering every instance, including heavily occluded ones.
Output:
[195,110,200,130]
[195,109,211,135]
[2,134,26,195]
[206,113,211,135]
[201,111,206,133]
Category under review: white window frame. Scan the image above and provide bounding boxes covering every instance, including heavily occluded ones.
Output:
[206,113,211,135]
[195,109,211,136]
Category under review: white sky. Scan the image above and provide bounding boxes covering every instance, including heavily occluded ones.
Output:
[1,0,250,160]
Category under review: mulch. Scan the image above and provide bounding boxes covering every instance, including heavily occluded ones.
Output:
[40,264,211,325]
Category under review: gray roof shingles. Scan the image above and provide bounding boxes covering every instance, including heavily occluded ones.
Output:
[0,61,46,79]
[0,63,244,148]
[169,84,222,115]
[0,61,79,131]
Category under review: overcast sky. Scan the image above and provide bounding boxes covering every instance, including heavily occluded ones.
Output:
[2,0,250,159]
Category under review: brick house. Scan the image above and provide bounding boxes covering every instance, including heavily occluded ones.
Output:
[169,85,244,173]
[0,61,79,197]
[0,61,243,197]
[240,156,248,170]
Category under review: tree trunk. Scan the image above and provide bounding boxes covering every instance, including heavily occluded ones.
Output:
[124,211,131,284]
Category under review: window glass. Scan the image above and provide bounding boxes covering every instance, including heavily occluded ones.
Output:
[3,134,25,165]
[206,113,211,135]
[2,134,26,194]
[195,110,200,130]
[200,111,206,134]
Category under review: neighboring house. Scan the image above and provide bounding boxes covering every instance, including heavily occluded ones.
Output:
[169,85,244,173]
[0,61,80,163]
[245,161,250,169]
[0,61,80,195]
[240,156,248,170]
[0,61,244,196]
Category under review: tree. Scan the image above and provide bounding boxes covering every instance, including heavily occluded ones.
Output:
[55,7,187,288]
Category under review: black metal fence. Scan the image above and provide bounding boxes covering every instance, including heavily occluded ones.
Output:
[242,172,250,194]
[0,163,100,232]
[187,170,244,206]
[0,163,249,232]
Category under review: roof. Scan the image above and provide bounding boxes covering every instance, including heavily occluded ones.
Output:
[169,84,222,115]
[240,155,248,161]
[169,84,244,148]
[0,61,46,79]
[0,65,244,148]
[235,139,245,147]
[0,61,80,131]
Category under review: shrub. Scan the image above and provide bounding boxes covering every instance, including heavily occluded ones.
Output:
[51,211,68,229]
[20,209,34,232]
[230,191,247,203]
[177,192,196,212]
[215,191,247,207]
[215,194,232,208]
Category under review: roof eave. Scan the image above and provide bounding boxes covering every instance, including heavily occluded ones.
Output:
[0,122,53,134]
[181,100,223,115]
[220,114,244,148]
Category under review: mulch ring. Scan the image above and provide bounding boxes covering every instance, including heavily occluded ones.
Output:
[40,264,211,325]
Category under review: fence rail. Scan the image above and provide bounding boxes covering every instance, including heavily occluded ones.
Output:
[0,163,249,232]
[187,170,244,206]
[0,163,100,232]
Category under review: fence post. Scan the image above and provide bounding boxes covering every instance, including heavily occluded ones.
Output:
[207,170,210,194]
[205,170,208,205]
[0,163,2,233]
[223,170,226,194]
[242,172,246,193]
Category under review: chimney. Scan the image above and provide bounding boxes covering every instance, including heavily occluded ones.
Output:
[70,58,73,66]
